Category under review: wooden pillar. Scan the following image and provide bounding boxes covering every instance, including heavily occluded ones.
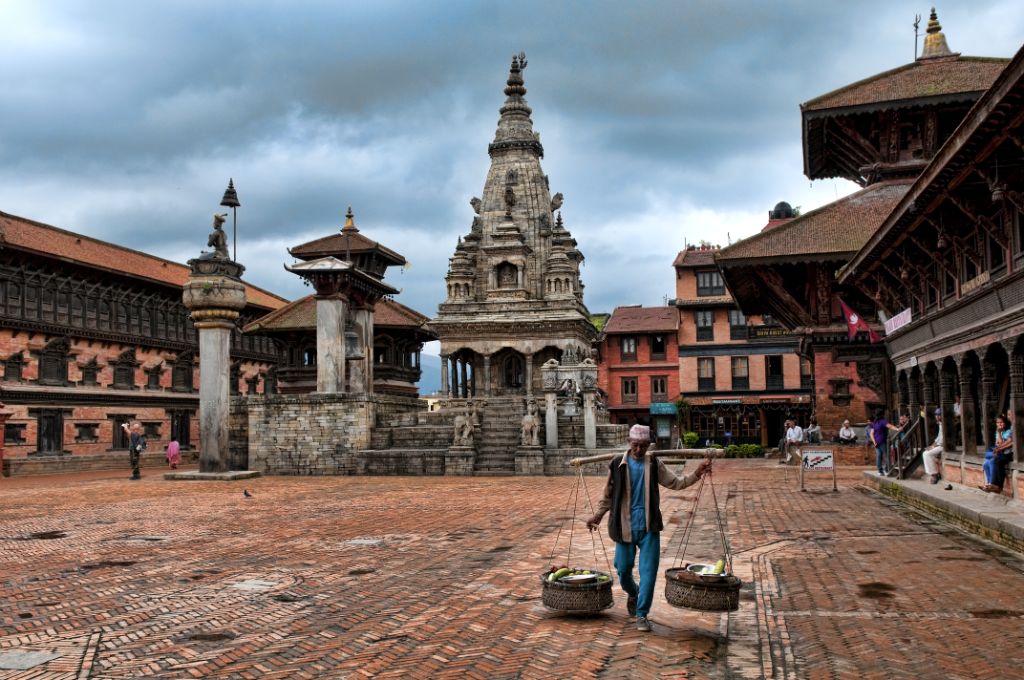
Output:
[908,370,920,424]
[1003,340,1023,499]
[451,358,459,400]
[940,364,957,454]
[980,359,996,451]
[923,368,937,445]
[898,371,910,417]
[956,356,976,459]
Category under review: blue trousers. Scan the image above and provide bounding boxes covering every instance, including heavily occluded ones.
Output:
[984,449,1013,487]
[875,445,887,474]
[614,529,660,618]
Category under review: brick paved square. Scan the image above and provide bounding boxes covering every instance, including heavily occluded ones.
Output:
[2,462,1023,678]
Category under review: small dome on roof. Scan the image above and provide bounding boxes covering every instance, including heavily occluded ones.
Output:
[770,201,794,219]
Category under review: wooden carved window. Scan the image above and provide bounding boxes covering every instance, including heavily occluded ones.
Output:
[800,356,813,389]
[4,352,24,381]
[143,422,161,439]
[74,423,99,443]
[168,410,192,449]
[246,375,259,395]
[728,309,747,340]
[696,270,725,296]
[698,357,715,391]
[145,363,163,390]
[695,310,714,341]
[112,349,138,389]
[4,423,26,445]
[731,357,749,390]
[38,337,70,386]
[80,358,100,386]
[172,352,194,392]
[620,336,637,361]
[651,375,667,402]
[230,363,240,396]
[650,335,666,360]
[264,368,277,396]
[621,377,638,403]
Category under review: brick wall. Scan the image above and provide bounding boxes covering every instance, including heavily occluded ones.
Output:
[812,349,882,437]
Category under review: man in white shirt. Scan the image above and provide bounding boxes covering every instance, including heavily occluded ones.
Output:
[778,419,804,464]
[922,409,944,484]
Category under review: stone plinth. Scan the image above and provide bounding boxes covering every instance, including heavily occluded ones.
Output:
[515,445,544,475]
[445,446,476,475]
[183,257,247,473]
[164,470,261,481]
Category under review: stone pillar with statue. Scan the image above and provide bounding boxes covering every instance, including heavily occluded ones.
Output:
[181,213,249,474]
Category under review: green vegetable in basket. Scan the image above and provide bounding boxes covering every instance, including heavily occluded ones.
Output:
[552,567,572,580]
[598,575,610,582]
[548,573,557,582]
[712,559,726,575]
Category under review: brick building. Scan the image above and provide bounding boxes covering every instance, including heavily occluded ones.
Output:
[716,11,1008,439]
[673,244,811,446]
[595,305,679,442]
[0,210,286,473]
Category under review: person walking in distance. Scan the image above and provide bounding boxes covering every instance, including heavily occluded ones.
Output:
[122,421,147,480]
[586,424,710,632]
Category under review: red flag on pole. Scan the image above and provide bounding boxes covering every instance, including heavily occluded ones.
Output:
[838,298,881,343]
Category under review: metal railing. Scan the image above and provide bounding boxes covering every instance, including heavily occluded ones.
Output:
[888,416,927,479]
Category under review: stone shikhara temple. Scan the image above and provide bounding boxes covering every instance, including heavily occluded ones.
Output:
[229,55,626,476]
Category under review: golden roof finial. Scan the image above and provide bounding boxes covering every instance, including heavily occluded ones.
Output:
[920,7,953,59]
[342,206,358,232]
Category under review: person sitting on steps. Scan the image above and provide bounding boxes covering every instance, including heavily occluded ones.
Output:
[981,412,1013,493]
[835,419,858,445]
[778,419,803,464]
[922,409,944,484]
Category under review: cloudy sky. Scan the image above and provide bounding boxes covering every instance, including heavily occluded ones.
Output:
[2,0,1022,337]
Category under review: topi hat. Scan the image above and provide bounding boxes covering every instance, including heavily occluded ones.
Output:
[628,424,651,443]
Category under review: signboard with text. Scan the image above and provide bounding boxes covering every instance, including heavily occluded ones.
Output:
[799,448,838,492]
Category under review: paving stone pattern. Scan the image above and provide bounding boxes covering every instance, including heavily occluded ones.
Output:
[1,462,1023,678]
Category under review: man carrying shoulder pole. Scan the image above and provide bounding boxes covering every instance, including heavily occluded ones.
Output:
[585,424,710,632]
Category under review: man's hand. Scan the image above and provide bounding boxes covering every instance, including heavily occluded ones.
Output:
[694,459,712,478]
[585,515,601,532]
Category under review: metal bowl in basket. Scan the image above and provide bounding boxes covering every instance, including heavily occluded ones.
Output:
[664,567,741,612]
[540,570,614,614]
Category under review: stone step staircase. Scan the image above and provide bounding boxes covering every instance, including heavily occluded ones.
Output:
[475,398,527,474]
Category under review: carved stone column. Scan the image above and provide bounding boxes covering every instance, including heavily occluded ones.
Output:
[440,354,449,397]
[980,360,996,451]
[483,355,492,398]
[183,258,247,473]
[579,361,598,450]
[545,392,558,449]
[451,359,459,400]
[525,352,534,397]
[460,359,468,399]
[541,359,559,449]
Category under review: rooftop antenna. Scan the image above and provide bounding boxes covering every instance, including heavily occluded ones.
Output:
[913,13,922,60]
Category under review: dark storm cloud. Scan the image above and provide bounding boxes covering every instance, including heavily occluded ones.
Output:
[0,0,1021,318]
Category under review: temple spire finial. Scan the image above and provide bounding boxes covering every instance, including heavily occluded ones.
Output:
[504,52,527,98]
[342,206,358,233]
[919,7,953,59]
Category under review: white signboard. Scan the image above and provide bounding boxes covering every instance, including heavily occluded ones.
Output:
[884,308,912,335]
[802,450,834,470]
[799,448,838,492]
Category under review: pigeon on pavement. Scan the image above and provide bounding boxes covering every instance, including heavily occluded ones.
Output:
[243,489,253,497]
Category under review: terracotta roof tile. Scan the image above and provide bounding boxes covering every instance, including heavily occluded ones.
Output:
[289,230,406,265]
[802,56,1007,113]
[0,211,287,310]
[716,180,912,263]
[242,295,435,336]
[672,249,719,268]
[604,306,678,334]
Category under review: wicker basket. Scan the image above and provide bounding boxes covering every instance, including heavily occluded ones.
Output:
[540,571,614,614]
[663,567,741,612]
